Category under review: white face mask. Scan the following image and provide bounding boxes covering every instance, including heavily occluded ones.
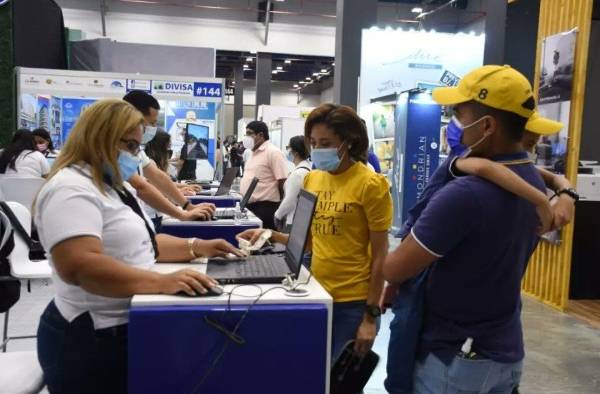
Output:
[243,136,255,150]
[142,126,158,145]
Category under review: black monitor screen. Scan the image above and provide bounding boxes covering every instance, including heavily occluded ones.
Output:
[286,190,317,274]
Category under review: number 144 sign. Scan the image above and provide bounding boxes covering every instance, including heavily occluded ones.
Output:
[193,82,222,98]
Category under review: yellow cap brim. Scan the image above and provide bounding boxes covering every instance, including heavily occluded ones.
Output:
[526,116,563,135]
[432,86,471,106]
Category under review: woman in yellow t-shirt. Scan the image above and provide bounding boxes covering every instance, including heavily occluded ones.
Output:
[239,104,393,363]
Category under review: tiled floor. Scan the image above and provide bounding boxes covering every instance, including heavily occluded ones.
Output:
[3,281,600,393]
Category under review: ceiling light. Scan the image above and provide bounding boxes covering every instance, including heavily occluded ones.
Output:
[320,69,327,73]
[305,77,312,81]
[411,7,423,14]
[232,81,235,85]
[243,64,249,68]
[312,73,319,76]
[285,59,292,64]
[276,66,283,70]
[332,62,335,66]
[293,84,299,88]
[272,70,278,74]
[246,57,253,62]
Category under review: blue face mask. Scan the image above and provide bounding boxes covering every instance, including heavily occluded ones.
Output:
[116,150,141,181]
[446,116,489,157]
[287,151,294,162]
[446,116,468,156]
[311,144,344,172]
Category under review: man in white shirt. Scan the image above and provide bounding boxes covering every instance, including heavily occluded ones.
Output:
[123,91,214,222]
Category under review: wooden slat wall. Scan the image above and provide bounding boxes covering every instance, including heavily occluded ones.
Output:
[522,0,594,311]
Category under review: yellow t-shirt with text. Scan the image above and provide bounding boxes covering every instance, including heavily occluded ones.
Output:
[304,162,393,302]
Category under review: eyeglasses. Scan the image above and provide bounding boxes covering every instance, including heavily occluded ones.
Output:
[120,139,141,155]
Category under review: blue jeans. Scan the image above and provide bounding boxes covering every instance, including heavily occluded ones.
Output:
[331,301,380,363]
[37,301,128,394]
[384,269,429,394]
[414,353,523,394]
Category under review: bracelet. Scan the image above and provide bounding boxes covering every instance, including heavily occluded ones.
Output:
[182,201,190,210]
[188,238,200,259]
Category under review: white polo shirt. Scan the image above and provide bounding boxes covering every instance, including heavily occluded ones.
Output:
[1,150,49,178]
[34,165,156,329]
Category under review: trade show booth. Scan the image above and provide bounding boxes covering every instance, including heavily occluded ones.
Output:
[359,29,485,229]
[16,67,225,181]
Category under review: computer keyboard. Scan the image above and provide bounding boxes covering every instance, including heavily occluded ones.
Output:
[214,209,235,219]
[235,255,289,278]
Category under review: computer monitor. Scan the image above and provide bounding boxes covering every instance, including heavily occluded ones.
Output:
[285,190,317,275]
[240,177,259,211]
[184,123,209,160]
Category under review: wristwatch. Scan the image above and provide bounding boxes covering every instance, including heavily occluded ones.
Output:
[557,188,580,202]
[364,304,382,318]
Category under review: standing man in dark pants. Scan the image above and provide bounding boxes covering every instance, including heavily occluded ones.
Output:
[240,121,288,229]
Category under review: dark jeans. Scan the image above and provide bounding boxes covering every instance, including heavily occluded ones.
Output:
[37,300,128,394]
[332,301,380,364]
[246,201,280,230]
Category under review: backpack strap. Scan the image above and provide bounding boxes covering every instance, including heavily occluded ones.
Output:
[0,202,33,249]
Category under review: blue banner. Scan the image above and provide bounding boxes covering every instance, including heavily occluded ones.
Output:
[193,83,222,98]
[61,98,97,145]
[391,92,441,234]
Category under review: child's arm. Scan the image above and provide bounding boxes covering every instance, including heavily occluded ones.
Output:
[536,167,576,229]
[454,157,553,234]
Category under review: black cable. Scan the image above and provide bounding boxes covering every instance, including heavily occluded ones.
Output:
[189,274,313,394]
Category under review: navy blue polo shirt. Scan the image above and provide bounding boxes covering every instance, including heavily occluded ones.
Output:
[411,152,545,364]
[397,153,458,239]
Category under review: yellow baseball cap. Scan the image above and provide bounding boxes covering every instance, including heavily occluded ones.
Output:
[433,65,536,118]
[525,111,563,135]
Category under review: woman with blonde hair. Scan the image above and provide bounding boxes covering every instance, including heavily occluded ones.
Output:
[34,99,240,394]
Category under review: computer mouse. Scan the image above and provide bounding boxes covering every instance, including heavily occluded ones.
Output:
[176,285,224,297]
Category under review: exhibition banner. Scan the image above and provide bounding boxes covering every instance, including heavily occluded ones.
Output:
[537,28,577,245]
[391,92,441,233]
[360,29,485,109]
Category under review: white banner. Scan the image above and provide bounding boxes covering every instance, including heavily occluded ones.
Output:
[360,29,486,108]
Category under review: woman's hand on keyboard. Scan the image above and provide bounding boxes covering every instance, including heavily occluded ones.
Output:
[193,239,244,258]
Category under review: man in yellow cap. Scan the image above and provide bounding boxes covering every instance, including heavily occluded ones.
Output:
[381,65,578,394]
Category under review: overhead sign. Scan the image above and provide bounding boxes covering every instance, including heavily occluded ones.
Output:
[360,29,485,109]
[152,80,195,96]
[193,82,222,98]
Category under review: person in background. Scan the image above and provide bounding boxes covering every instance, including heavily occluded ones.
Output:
[240,121,288,230]
[32,128,56,157]
[274,135,312,231]
[229,141,243,176]
[123,91,214,222]
[145,130,199,194]
[0,129,50,178]
[144,130,200,231]
[34,99,241,394]
[367,146,382,174]
[239,104,392,364]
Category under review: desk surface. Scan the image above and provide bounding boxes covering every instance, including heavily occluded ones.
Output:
[161,212,262,228]
[132,264,332,307]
